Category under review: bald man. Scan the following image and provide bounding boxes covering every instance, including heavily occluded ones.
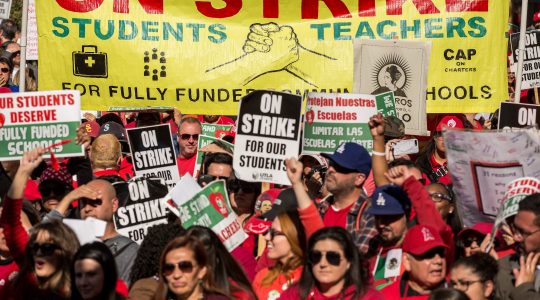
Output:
[46,179,139,284]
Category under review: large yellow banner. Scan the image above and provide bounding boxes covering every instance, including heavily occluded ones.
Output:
[37,0,508,114]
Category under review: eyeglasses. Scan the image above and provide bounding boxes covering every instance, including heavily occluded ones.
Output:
[429,192,452,202]
[308,250,343,266]
[511,224,540,240]
[39,184,68,198]
[180,134,199,140]
[328,160,356,174]
[162,261,195,276]
[449,279,483,291]
[267,228,285,240]
[0,68,9,73]
[31,242,60,256]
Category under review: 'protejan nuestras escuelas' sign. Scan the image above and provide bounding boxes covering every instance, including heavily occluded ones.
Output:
[234,90,302,185]
[126,124,180,189]
[498,102,540,129]
[0,90,84,161]
[37,1,509,114]
[113,176,169,244]
[303,92,380,154]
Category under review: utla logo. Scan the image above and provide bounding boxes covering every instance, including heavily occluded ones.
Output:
[209,187,229,218]
[306,108,314,125]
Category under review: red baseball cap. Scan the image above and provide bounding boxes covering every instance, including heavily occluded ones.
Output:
[436,116,464,132]
[458,222,493,239]
[535,12,540,23]
[82,121,100,138]
[402,225,448,255]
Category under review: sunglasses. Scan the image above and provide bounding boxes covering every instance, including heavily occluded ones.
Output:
[412,247,446,260]
[180,134,199,140]
[79,198,103,208]
[198,174,229,186]
[267,228,285,240]
[462,235,483,247]
[328,160,356,174]
[39,185,68,198]
[308,250,343,266]
[162,261,194,276]
[0,68,9,73]
[31,242,60,256]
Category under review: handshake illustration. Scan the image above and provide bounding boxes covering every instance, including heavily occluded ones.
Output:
[207,22,336,87]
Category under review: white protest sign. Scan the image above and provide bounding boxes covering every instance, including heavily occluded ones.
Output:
[126,124,180,190]
[26,0,38,60]
[0,90,84,161]
[445,129,540,227]
[494,177,540,228]
[113,176,170,244]
[354,39,430,135]
[0,0,11,19]
[165,176,247,251]
[234,90,302,185]
[63,217,106,245]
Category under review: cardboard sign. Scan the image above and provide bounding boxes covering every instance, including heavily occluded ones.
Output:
[201,123,233,139]
[194,135,234,178]
[26,0,38,60]
[127,124,180,189]
[165,176,247,251]
[354,39,430,135]
[445,129,540,227]
[113,176,170,244]
[0,90,84,161]
[234,90,302,185]
[303,92,380,154]
[0,0,12,20]
[499,102,540,129]
[510,30,540,89]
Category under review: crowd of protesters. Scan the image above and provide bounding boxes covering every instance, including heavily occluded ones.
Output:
[0,4,540,299]
[0,108,539,300]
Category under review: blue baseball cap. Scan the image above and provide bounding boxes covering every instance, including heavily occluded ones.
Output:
[321,142,371,175]
[366,185,411,216]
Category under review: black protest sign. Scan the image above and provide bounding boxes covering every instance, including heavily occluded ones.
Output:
[498,102,540,129]
[234,90,302,185]
[510,30,540,89]
[127,124,180,189]
[113,176,169,244]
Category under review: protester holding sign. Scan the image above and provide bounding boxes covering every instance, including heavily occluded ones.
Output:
[0,147,80,299]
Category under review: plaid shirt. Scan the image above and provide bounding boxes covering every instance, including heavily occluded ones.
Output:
[318,192,380,257]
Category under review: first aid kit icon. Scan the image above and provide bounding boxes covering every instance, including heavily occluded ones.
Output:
[72,45,108,78]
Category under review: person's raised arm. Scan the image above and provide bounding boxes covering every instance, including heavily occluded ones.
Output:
[369,114,390,187]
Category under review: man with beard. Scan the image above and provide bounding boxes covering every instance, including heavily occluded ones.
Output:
[496,193,540,299]
[285,142,378,256]
[367,165,454,289]
[381,224,449,299]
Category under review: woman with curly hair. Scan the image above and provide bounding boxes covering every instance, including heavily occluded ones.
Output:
[450,252,498,300]
[280,227,383,300]
[252,210,306,299]
[129,220,185,300]
[154,236,229,300]
[0,148,80,299]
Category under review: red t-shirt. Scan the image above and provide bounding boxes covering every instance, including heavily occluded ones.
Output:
[0,259,18,298]
[429,154,452,185]
[323,202,355,228]
[177,155,197,176]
